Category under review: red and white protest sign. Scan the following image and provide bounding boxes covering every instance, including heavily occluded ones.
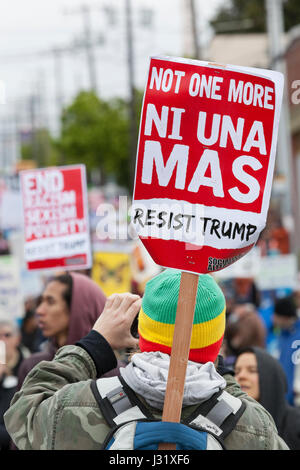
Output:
[20,164,91,271]
[131,56,284,274]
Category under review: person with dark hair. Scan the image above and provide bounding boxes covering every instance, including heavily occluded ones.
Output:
[0,362,16,451]
[271,295,300,406]
[20,298,45,354]
[0,320,30,451]
[223,303,266,369]
[17,272,111,388]
[233,278,261,308]
[235,347,300,450]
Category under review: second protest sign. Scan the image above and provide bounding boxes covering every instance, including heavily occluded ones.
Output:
[20,164,91,271]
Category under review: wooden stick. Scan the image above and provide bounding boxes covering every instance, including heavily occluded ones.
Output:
[158,271,199,450]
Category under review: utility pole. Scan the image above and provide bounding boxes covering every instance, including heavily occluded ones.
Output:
[29,94,39,165]
[125,0,138,190]
[65,4,99,94]
[82,4,98,94]
[265,0,300,257]
[189,0,201,59]
[52,48,66,164]
[182,0,201,59]
[52,48,64,117]
[13,108,21,167]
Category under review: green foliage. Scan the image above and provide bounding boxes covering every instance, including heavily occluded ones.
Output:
[211,0,300,34]
[20,128,59,168]
[20,90,144,191]
[284,0,300,31]
[57,90,143,190]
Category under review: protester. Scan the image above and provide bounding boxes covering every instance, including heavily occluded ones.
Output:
[0,320,30,378]
[257,209,290,256]
[0,363,16,451]
[20,299,44,353]
[0,320,30,451]
[0,231,10,255]
[4,270,288,450]
[269,295,300,406]
[219,279,236,317]
[233,278,261,308]
[223,303,266,368]
[235,347,300,450]
[17,271,120,388]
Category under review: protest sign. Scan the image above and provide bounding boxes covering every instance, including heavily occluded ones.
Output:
[92,251,131,296]
[213,247,261,280]
[0,256,24,322]
[130,240,162,293]
[256,254,298,290]
[0,190,23,230]
[131,56,284,275]
[20,165,91,271]
[130,56,284,449]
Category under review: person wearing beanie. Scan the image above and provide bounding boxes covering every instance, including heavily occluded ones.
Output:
[270,294,300,406]
[138,269,226,362]
[4,270,288,450]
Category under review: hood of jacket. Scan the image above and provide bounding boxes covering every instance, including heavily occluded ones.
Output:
[120,351,226,410]
[17,273,107,387]
[240,346,289,434]
[65,272,106,345]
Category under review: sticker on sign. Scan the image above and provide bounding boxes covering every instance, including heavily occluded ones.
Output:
[131,56,284,274]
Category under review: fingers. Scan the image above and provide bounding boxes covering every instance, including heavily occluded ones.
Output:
[126,298,142,322]
[119,293,141,313]
[106,293,141,315]
[126,337,140,350]
[95,292,142,350]
[108,293,123,310]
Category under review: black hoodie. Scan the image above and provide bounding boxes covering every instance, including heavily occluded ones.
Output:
[236,346,300,450]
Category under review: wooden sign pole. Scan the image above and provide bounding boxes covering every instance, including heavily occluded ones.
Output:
[158,271,199,450]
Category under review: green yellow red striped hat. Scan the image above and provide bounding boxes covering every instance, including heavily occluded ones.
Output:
[138,269,226,363]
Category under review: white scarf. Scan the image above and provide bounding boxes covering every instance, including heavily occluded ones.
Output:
[120,351,226,410]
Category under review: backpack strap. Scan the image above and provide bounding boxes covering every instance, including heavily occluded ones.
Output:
[185,390,246,440]
[90,376,154,428]
[91,377,245,441]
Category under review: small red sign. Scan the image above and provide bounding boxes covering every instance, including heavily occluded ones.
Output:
[20,164,91,271]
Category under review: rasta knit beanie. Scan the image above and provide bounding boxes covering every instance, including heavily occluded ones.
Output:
[138,269,226,363]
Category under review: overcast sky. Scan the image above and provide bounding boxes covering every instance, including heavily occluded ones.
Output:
[0,0,224,134]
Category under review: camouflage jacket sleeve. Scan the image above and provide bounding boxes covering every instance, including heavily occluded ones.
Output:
[4,345,108,450]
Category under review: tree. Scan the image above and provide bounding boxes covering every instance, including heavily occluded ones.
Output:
[20,128,59,168]
[57,91,143,191]
[211,0,300,34]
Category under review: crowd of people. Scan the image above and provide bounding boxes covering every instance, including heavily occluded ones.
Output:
[0,267,300,450]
